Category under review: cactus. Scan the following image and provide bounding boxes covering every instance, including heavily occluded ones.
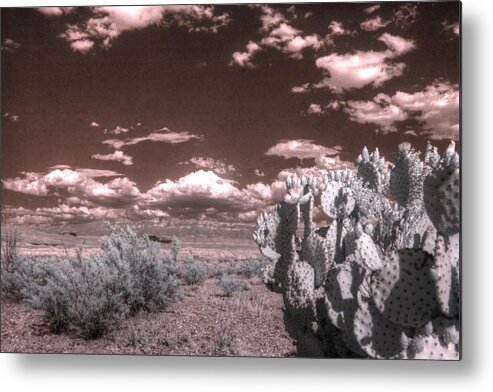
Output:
[357,146,389,193]
[390,142,426,208]
[253,142,460,359]
[423,141,460,236]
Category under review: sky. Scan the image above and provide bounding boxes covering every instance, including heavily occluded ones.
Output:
[1,2,460,227]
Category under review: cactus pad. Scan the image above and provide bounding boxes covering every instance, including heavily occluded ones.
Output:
[371,248,437,328]
[301,233,332,288]
[430,234,460,317]
[353,293,407,358]
[423,165,460,236]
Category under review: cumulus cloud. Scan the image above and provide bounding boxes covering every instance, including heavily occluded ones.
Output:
[37,7,76,16]
[1,38,21,52]
[92,150,134,165]
[307,104,323,115]
[230,41,262,69]
[364,5,381,15]
[90,121,100,127]
[360,16,390,31]
[341,81,459,139]
[254,169,265,177]
[327,21,356,37]
[230,5,326,67]
[344,93,408,133]
[143,170,276,216]
[314,33,415,93]
[291,83,310,94]
[3,112,20,121]
[3,168,140,207]
[109,125,129,135]
[102,127,202,149]
[180,157,239,176]
[57,6,230,53]
[266,139,341,161]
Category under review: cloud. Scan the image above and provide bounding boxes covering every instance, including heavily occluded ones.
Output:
[344,93,408,133]
[143,170,273,215]
[341,81,459,139]
[266,139,341,161]
[314,33,415,93]
[57,6,230,53]
[327,21,356,37]
[102,127,202,149]
[254,169,265,177]
[307,104,323,115]
[109,125,129,135]
[1,38,21,52]
[3,168,140,207]
[92,150,134,165]
[230,5,326,67]
[230,41,262,69]
[442,21,460,37]
[90,121,100,127]
[180,157,240,176]
[291,83,310,94]
[364,5,381,15]
[37,7,76,16]
[392,3,417,29]
[360,16,390,31]
[3,112,20,121]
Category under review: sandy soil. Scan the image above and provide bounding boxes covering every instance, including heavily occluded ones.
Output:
[1,277,296,357]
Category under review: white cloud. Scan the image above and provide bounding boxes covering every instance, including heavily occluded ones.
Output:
[341,81,459,139]
[254,169,265,177]
[291,83,310,94]
[102,127,202,149]
[344,93,408,133]
[266,139,341,161]
[69,39,95,54]
[314,33,415,93]
[3,168,140,206]
[378,33,415,55]
[307,104,323,115]
[364,5,381,15]
[57,6,230,53]
[230,41,262,69]
[92,150,134,165]
[442,21,460,37]
[360,16,390,31]
[180,157,239,176]
[392,3,418,29]
[90,121,100,127]
[110,125,129,135]
[231,6,325,67]
[327,21,356,37]
[1,38,21,52]
[37,7,76,16]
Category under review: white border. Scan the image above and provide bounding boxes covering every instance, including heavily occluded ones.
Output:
[1,1,492,391]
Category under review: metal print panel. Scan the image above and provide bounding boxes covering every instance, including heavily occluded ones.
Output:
[1,2,461,359]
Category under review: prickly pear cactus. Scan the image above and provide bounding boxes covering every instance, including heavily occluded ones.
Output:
[253,142,460,359]
[357,146,389,193]
[423,141,460,236]
[390,142,425,208]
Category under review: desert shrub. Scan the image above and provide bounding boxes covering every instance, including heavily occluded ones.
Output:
[177,257,208,285]
[238,260,264,278]
[218,274,250,297]
[18,226,180,339]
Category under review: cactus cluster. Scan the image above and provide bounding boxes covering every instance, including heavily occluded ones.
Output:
[253,142,460,359]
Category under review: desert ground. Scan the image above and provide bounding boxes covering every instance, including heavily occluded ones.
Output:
[0,222,296,357]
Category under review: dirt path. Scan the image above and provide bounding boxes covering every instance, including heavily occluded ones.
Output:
[1,277,296,357]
